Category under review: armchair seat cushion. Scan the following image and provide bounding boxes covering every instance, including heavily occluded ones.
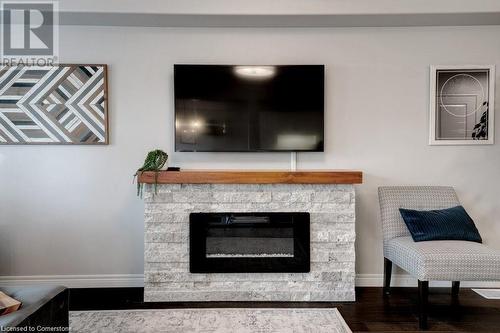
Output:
[385,236,500,281]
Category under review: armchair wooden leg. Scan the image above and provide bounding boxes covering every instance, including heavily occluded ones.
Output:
[383,258,393,296]
[418,280,429,330]
[452,281,460,298]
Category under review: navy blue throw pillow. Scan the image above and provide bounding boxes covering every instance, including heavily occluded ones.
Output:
[399,205,482,243]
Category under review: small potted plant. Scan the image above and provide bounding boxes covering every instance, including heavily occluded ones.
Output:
[134,149,168,197]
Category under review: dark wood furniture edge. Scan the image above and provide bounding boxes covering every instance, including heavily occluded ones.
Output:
[137,170,363,184]
[17,288,69,330]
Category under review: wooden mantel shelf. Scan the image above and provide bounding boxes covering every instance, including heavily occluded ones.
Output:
[137,170,362,184]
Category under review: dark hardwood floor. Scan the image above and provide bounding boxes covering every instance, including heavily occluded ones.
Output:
[69,287,500,332]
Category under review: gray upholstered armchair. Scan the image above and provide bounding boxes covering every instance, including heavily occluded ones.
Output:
[378,186,500,329]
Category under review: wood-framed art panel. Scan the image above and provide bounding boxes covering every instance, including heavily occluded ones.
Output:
[429,65,495,145]
[0,64,109,145]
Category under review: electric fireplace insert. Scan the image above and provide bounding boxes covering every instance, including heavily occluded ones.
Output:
[189,212,310,273]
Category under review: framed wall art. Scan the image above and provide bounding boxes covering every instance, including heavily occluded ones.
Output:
[0,64,108,145]
[429,65,495,145]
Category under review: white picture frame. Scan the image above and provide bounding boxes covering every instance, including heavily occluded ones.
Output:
[429,65,495,145]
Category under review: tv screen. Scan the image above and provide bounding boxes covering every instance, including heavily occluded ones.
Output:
[174,64,324,152]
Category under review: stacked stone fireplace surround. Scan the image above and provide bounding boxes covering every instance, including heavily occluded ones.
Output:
[144,183,356,302]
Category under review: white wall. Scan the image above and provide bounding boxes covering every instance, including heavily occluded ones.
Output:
[59,0,500,15]
[1,25,500,285]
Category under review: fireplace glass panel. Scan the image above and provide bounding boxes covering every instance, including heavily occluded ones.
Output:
[205,222,294,258]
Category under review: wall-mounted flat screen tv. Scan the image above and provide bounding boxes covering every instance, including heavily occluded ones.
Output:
[174,64,324,152]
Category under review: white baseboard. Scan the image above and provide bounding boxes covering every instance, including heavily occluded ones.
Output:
[355,274,500,288]
[0,274,145,288]
[1,274,499,289]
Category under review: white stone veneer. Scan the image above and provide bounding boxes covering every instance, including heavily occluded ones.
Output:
[144,184,356,302]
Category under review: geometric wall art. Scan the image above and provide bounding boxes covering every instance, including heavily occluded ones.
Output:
[429,65,495,145]
[0,64,108,144]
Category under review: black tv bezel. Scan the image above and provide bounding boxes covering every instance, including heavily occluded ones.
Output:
[173,64,325,153]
